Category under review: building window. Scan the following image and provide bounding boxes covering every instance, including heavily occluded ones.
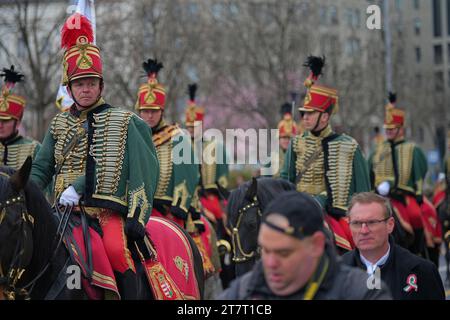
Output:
[433,0,442,37]
[188,3,199,16]
[435,71,444,92]
[345,8,360,28]
[414,18,421,35]
[415,47,421,62]
[434,45,443,64]
[295,2,309,19]
[416,73,422,86]
[329,5,339,25]
[212,3,223,19]
[448,43,450,62]
[319,6,328,25]
[448,0,450,35]
[414,0,420,9]
[229,3,239,16]
[354,9,361,27]
[344,38,361,56]
[448,70,450,88]
[395,0,403,11]
[418,126,424,143]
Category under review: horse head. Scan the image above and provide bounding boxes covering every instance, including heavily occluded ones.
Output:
[227,177,296,276]
[0,157,34,300]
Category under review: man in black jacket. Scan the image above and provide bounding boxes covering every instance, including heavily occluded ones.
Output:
[218,191,391,300]
[342,192,445,300]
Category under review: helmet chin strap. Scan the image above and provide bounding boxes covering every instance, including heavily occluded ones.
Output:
[311,112,324,135]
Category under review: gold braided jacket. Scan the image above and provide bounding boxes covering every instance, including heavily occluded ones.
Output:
[1,135,40,169]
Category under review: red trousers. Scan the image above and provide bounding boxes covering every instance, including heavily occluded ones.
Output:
[391,195,423,230]
[200,194,225,221]
[97,210,135,274]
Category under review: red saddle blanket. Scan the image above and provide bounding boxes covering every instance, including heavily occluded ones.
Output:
[324,215,354,251]
[144,217,201,300]
[420,197,442,246]
[65,217,200,300]
[391,195,423,231]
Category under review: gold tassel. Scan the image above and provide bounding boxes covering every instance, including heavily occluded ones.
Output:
[186,212,196,233]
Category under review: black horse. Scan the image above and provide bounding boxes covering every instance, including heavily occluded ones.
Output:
[226,177,296,276]
[0,158,204,300]
[0,158,86,299]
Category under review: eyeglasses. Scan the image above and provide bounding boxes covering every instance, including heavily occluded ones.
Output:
[349,217,390,231]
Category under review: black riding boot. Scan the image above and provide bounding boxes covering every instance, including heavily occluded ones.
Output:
[115,269,139,300]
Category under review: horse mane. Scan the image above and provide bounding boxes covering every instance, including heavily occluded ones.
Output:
[0,166,15,191]
[228,177,296,215]
[23,179,57,276]
[0,166,56,279]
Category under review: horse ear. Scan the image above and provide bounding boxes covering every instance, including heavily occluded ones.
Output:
[245,177,258,201]
[10,156,32,192]
[216,182,230,200]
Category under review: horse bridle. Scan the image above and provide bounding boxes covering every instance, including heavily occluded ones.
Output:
[0,191,73,300]
[229,196,262,263]
[0,192,34,300]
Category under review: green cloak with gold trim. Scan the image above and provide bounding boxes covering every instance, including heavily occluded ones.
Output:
[368,139,427,198]
[1,134,41,169]
[281,125,371,216]
[198,139,229,192]
[30,100,159,228]
[152,121,199,220]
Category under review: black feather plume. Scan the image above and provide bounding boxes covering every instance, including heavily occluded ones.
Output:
[280,102,292,115]
[188,83,197,101]
[388,92,396,104]
[142,59,163,76]
[303,55,326,77]
[1,65,24,84]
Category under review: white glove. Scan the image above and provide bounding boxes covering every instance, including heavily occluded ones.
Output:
[377,181,391,196]
[59,185,81,206]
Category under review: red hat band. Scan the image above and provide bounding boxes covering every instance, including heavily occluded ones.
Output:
[384,104,405,129]
[185,101,204,126]
[136,81,166,111]
[300,85,338,114]
[278,113,297,138]
[62,43,102,85]
[0,66,25,120]
[0,91,25,120]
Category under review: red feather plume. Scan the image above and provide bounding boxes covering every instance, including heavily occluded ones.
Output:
[61,13,94,49]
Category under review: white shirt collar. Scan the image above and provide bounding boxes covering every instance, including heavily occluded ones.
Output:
[359,244,390,275]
